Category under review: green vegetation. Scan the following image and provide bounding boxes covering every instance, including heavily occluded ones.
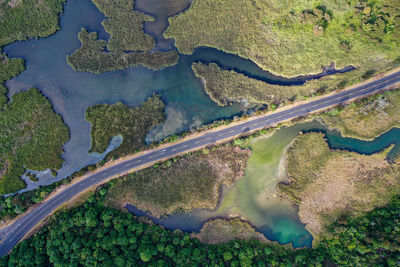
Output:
[193,218,268,245]
[92,0,155,52]
[322,89,400,139]
[86,94,165,158]
[280,132,400,241]
[67,28,179,73]
[0,0,65,48]
[0,88,69,194]
[67,0,180,73]
[166,0,400,92]
[0,158,109,222]
[106,146,249,217]
[0,55,24,108]
[192,62,329,107]
[3,185,400,266]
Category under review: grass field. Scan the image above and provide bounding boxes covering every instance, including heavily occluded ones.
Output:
[280,132,400,241]
[0,88,69,194]
[0,0,66,48]
[106,146,250,217]
[166,0,399,92]
[321,88,400,139]
[193,218,268,245]
[85,94,166,158]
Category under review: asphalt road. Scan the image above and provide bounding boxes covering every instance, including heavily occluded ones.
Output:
[1,70,400,257]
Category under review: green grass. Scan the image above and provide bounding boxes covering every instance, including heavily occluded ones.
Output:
[279,132,400,240]
[321,89,400,139]
[85,94,166,158]
[192,62,336,107]
[0,88,69,194]
[67,28,179,73]
[106,146,250,217]
[166,0,399,88]
[92,0,155,52]
[0,0,66,48]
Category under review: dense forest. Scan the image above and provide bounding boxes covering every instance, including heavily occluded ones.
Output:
[2,186,400,266]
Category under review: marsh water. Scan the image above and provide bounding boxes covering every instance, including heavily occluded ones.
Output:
[127,121,400,248]
[3,0,400,247]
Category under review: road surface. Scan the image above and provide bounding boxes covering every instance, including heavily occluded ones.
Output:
[1,70,400,257]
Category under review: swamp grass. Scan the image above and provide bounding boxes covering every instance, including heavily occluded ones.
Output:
[67,28,179,73]
[86,94,166,158]
[321,89,400,139]
[0,0,66,48]
[105,146,250,217]
[0,88,69,194]
[166,0,400,94]
[280,132,400,241]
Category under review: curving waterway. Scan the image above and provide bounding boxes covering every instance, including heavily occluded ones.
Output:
[3,0,398,248]
[127,120,400,248]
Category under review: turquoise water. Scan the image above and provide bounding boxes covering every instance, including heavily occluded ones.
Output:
[126,120,400,248]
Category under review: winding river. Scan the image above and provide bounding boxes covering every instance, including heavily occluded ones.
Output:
[3,0,399,248]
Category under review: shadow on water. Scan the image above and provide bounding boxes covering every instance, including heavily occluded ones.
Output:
[126,120,400,248]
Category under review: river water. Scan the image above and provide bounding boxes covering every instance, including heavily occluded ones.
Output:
[3,0,399,247]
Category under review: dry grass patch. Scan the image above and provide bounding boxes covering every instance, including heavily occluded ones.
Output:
[106,146,250,217]
[280,132,400,242]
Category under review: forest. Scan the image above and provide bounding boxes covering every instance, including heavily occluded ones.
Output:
[2,186,399,266]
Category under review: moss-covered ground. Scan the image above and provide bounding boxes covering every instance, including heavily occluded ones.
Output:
[106,146,250,217]
[85,94,166,158]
